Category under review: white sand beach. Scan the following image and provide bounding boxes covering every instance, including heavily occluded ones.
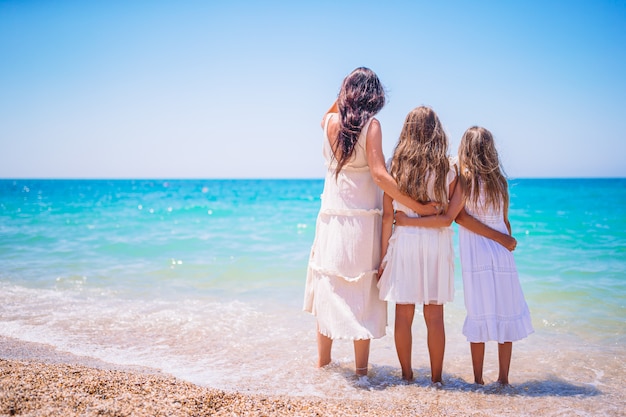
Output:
[1,336,620,417]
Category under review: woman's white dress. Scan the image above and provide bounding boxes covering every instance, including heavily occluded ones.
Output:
[377,163,457,305]
[303,114,387,340]
[459,192,534,343]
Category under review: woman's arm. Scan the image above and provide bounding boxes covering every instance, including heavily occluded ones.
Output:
[456,209,517,251]
[395,176,465,228]
[378,192,394,277]
[365,119,439,216]
[320,100,339,128]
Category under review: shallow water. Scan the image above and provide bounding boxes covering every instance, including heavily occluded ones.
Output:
[1,179,624,415]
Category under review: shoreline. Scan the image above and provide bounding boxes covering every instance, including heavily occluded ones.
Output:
[3,359,402,417]
[4,359,395,417]
[0,336,620,416]
[0,336,448,417]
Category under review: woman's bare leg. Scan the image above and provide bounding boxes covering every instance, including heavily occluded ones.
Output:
[317,327,333,368]
[353,339,371,376]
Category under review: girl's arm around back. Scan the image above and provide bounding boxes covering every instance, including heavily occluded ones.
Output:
[394,176,465,228]
[366,119,439,216]
[455,209,517,251]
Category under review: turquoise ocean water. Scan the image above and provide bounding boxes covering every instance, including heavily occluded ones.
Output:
[1,179,624,414]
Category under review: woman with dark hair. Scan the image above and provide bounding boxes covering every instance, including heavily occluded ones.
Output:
[303,67,438,377]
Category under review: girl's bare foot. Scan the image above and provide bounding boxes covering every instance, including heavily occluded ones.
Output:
[430,381,444,390]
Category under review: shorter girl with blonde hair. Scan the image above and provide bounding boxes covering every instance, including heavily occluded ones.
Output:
[456,126,533,386]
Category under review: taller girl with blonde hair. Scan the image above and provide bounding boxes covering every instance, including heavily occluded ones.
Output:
[377,106,461,383]
[304,68,438,377]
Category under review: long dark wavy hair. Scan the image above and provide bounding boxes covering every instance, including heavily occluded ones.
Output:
[333,67,386,177]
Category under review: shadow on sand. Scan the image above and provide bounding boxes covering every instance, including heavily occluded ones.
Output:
[344,365,601,398]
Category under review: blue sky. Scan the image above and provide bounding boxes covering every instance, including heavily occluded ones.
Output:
[1,1,625,179]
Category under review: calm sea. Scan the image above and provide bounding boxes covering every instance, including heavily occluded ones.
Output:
[1,179,624,415]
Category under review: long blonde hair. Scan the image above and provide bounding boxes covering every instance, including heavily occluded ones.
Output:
[389,106,450,210]
[458,126,509,213]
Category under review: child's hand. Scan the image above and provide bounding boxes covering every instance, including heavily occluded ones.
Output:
[422,201,442,216]
[500,235,517,252]
[395,211,410,226]
[377,265,384,279]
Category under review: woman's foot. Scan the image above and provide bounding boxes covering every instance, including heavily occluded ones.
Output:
[317,353,332,368]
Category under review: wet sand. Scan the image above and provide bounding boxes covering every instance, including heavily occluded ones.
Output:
[0,336,619,416]
[0,337,448,416]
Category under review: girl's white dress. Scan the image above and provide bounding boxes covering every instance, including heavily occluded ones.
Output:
[459,192,534,343]
[303,114,387,340]
[377,162,457,305]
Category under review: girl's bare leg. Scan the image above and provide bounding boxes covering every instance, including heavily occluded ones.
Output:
[395,303,415,380]
[353,339,370,376]
[498,342,512,385]
[317,327,333,368]
[423,304,445,383]
[470,342,485,384]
